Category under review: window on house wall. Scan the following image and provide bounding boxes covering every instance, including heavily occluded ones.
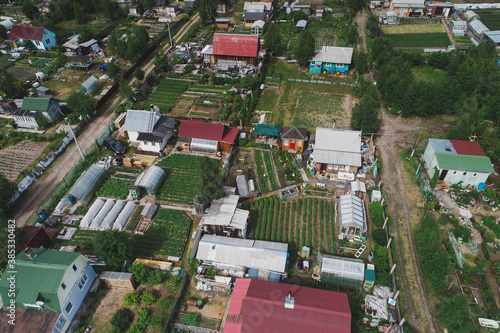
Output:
[45,39,50,44]
[65,302,73,314]
[297,140,302,147]
[78,274,88,290]
[61,282,66,290]
[463,172,467,176]
[453,171,457,175]
[284,139,289,145]
[473,173,477,177]
[44,30,47,35]
[72,264,77,271]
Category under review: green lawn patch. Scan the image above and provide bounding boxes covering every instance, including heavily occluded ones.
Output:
[384,33,450,48]
[411,65,447,82]
[256,89,277,111]
[381,24,446,34]
[291,91,344,129]
[96,178,134,200]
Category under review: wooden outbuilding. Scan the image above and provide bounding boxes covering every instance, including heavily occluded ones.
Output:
[216,17,230,29]
[100,271,135,290]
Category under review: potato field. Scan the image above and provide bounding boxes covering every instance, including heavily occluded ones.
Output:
[248,196,336,254]
[133,208,191,258]
[95,178,134,200]
[156,154,219,205]
[146,79,190,113]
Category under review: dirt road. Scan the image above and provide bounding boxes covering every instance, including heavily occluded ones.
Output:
[12,14,201,227]
[355,9,438,333]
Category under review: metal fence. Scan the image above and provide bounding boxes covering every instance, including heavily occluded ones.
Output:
[416,164,431,201]
[163,273,190,333]
[96,123,116,146]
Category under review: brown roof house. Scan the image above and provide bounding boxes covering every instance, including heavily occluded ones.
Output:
[281,126,307,153]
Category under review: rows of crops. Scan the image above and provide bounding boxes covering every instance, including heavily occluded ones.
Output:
[95,178,134,200]
[273,151,302,185]
[477,10,500,30]
[146,79,190,113]
[133,209,191,258]
[156,154,219,205]
[253,150,269,193]
[263,151,279,190]
[248,197,336,254]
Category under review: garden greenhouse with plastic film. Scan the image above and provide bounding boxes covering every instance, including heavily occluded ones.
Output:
[317,252,365,290]
[80,198,105,228]
[68,164,106,202]
[90,199,115,229]
[113,201,137,231]
[191,138,218,153]
[135,166,166,194]
[100,200,126,230]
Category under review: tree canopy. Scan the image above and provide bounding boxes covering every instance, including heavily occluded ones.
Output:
[264,24,284,56]
[351,80,381,134]
[437,294,475,333]
[67,92,97,116]
[93,229,133,271]
[109,26,150,61]
[198,0,218,23]
[295,31,316,66]
[0,70,25,99]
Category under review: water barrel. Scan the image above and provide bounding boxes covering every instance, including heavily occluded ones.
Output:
[310,170,316,176]
[159,151,165,157]
[39,212,47,220]
[197,300,203,309]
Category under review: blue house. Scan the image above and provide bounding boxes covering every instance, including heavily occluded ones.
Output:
[6,24,56,50]
[0,248,96,333]
[310,46,354,75]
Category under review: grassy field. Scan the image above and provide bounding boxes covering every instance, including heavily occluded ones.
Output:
[292,91,344,129]
[411,65,447,82]
[381,24,450,48]
[381,24,446,34]
[476,10,500,30]
[256,89,278,111]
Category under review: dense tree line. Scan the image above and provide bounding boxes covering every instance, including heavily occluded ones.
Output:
[351,78,381,134]
[109,26,150,61]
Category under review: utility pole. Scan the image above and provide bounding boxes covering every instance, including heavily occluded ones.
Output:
[66,118,86,161]
[7,0,21,23]
[409,126,422,159]
[167,20,173,48]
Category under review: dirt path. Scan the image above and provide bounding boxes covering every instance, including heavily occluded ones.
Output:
[12,14,201,227]
[355,9,437,333]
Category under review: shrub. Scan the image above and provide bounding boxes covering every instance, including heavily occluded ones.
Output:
[482,216,495,227]
[182,313,200,326]
[123,291,141,306]
[141,291,156,306]
[158,297,174,310]
[475,256,490,269]
[485,231,495,243]
[110,309,133,332]
[129,263,151,285]
[147,269,165,286]
[452,227,471,243]
[373,245,391,287]
[369,202,385,228]
[372,229,388,246]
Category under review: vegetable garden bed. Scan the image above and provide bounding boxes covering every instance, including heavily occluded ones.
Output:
[146,79,191,113]
[156,154,219,205]
[95,178,134,200]
[248,197,336,254]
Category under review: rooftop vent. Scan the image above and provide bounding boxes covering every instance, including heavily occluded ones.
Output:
[285,290,295,309]
[445,147,452,152]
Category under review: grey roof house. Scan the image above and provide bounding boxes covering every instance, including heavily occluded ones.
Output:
[200,194,249,238]
[196,235,288,282]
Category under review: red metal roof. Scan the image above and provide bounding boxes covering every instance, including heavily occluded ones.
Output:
[450,140,487,157]
[225,279,351,333]
[212,34,259,58]
[6,24,45,42]
[178,120,239,144]
[20,226,52,250]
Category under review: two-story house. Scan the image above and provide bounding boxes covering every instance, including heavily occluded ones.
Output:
[6,24,56,50]
[12,97,61,129]
[0,248,96,333]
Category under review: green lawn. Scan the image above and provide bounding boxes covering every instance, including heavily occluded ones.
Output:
[411,65,447,82]
[256,89,277,111]
[291,91,344,130]
[381,24,446,34]
[384,33,450,48]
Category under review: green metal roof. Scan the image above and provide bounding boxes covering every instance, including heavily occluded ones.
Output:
[0,249,81,312]
[21,97,51,111]
[365,268,376,282]
[254,124,281,137]
[435,153,494,173]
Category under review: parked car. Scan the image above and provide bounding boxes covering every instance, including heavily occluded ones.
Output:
[103,137,126,155]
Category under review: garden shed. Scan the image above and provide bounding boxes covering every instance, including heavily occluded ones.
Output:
[68,164,106,203]
[251,20,265,36]
[100,271,135,290]
[100,200,126,230]
[113,201,137,231]
[317,252,365,289]
[90,199,115,229]
[200,194,249,238]
[80,76,100,95]
[80,199,105,228]
[134,166,166,194]
[191,138,218,153]
[339,194,367,240]
[296,20,307,30]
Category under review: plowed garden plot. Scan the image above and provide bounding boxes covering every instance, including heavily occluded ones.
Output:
[315,28,336,49]
[248,197,336,254]
[156,154,219,205]
[0,140,49,181]
[68,209,191,259]
[146,79,191,113]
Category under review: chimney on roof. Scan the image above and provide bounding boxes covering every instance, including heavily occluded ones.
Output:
[285,290,295,309]
[25,247,37,260]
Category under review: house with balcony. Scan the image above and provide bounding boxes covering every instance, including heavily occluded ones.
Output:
[0,248,96,333]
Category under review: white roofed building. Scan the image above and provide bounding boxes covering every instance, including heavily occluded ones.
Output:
[196,234,288,282]
[310,46,353,75]
[200,194,249,238]
[389,0,425,17]
[311,127,362,181]
[338,194,367,240]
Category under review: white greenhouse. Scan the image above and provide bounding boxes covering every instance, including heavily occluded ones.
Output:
[339,194,367,240]
[134,166,166,194]
[90,199,115,229]
[191,138,218,153]
[318,252,365,290]
[113,201,137,230]
[80,198,105,228]
[68,164,106,202]
[100,200,126,230]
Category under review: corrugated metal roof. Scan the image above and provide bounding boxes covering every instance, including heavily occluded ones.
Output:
[296,20,307,28]
[244,2,272,12]
[201,195,249,230]
[6,24,45,42]
[254,124,281,136]
[236,175,248,197]
[178,120,239,144]
[314,127,361,166]
[391,0,424,4]
[435,153,493,173]
[212,34,259,58]
[429,138,456,154]
[0,249,83,311]
[469,20,490,36]
[485,30,500,43]
[311,46,353,64]
[244,12,266,21]
[225,279,351,333]
[339,194,366,232]
[450,139,487,156]
[197,235,288,273]
[21,97,51,111]
[123,109,158,133]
